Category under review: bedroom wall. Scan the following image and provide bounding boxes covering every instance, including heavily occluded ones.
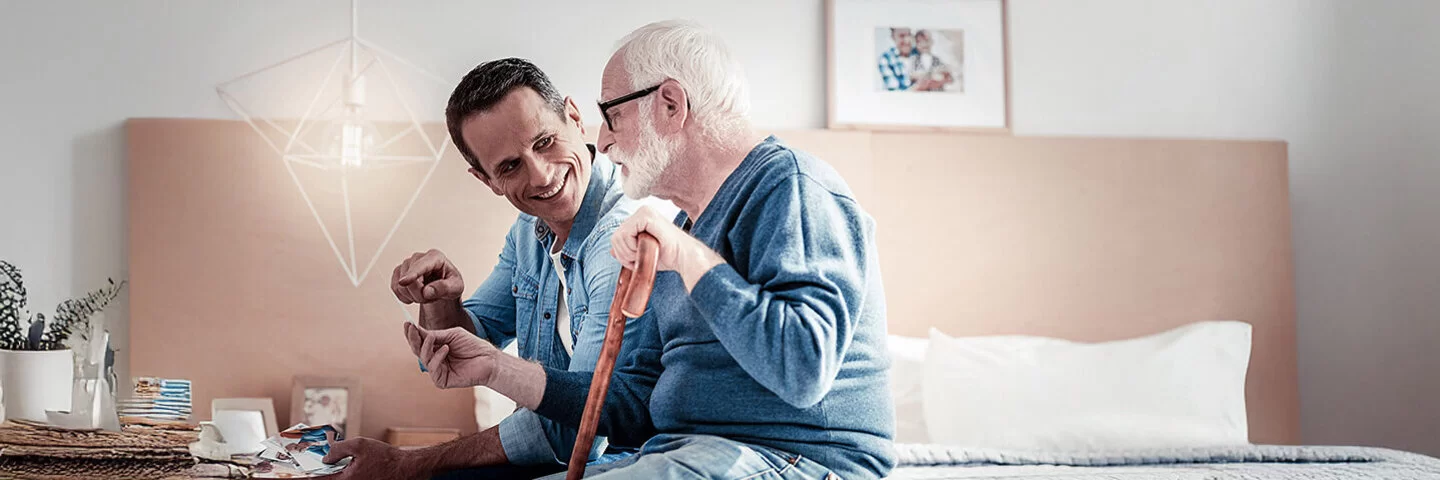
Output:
[1009,0,1440,457]
[1,0,1436,456]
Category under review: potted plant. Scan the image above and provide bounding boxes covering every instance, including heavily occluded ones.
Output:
[0,261,125,422]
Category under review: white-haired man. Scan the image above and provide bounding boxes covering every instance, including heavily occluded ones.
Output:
[399,20,896,479]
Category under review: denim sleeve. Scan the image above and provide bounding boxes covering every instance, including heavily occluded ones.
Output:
[459,223,522,348]
[496,408,565,466]
[688,173,872,409]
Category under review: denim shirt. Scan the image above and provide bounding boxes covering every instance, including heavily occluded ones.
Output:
[460,147,663,465]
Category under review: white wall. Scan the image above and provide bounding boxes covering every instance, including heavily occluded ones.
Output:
[2,0,1437,456]
[1009,0,1440,456]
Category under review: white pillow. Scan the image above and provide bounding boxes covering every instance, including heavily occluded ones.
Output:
[922,321,1251,451]
[886,334,930,444]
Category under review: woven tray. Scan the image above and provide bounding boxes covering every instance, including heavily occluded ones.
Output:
[0,420,243,480]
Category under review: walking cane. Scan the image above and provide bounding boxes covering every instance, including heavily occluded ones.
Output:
[565,232,660,480]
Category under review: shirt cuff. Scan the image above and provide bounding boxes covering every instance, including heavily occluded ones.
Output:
[497,409,560,466]
[464,308,488,341]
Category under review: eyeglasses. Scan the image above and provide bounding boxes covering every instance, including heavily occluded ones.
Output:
[597,84,661,131]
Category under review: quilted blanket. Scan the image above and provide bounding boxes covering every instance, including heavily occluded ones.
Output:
[886,443,1440,479]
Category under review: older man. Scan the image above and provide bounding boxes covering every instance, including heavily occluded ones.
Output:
[396,20,897,479]
[323,58,664,480]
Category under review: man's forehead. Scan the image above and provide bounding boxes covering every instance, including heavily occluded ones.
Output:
[467,99,549,160]
[600,53,629,98]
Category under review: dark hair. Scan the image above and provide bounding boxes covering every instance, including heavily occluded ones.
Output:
[445,57,567,171]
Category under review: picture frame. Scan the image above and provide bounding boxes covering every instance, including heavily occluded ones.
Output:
[826,0,1011,132]
[290,375,362,440]
[211,397,280,454]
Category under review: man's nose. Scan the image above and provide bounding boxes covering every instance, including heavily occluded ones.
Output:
[596,125,614,155]
[527,156,555,188]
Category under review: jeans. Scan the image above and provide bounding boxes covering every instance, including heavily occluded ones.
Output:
[430,450,634,480]
[538,434,841,480]
[431,462,564,480]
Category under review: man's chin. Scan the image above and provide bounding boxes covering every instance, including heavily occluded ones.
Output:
[621,183,648,199]
[621,177,655,199]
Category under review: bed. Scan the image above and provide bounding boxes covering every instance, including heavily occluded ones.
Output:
[877,323,1440,479]
[757,131,1440,479]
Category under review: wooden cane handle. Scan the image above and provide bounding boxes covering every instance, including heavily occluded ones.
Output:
[621,234,660,317]
[565,232,660,480]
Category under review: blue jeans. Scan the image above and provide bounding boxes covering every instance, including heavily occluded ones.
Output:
[431,451,633,480]
[431,463,564,480]
[538,434,840,480]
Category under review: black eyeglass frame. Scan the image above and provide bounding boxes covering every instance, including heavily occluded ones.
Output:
[597,84,661,130]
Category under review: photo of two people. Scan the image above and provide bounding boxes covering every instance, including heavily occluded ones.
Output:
[875,26,964,93]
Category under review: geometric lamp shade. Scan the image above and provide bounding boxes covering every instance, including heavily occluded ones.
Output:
[216,0,452,287]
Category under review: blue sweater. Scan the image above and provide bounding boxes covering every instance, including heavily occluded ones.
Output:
[538,136,896,478]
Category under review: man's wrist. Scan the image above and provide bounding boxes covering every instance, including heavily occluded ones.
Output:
[418,299,465,331]
[398,446,438,477]
[488,353,546,411]
[679,238,725,292]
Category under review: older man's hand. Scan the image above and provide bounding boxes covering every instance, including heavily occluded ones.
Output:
[612,205,724,292]
[404,322,498,389]
[320,437,424,480]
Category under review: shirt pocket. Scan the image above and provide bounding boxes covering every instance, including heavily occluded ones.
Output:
[510,273,540,357]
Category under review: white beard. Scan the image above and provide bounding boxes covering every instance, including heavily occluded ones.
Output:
[612,111,680,199]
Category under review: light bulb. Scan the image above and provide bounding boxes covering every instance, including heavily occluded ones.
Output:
[335,73,371,168]
[341,122,364,167]
[321,112,376,170]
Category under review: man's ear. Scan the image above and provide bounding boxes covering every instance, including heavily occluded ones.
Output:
[655,79,689,133]
[564,96,585,136]
[469,167,504,196]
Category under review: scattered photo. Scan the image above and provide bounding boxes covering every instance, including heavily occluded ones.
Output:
[253,424,348,477]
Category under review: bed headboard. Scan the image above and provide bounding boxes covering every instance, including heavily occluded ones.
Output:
[128,119,1297,443]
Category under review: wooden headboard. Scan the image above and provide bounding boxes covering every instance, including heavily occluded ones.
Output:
[128,119,1296,443]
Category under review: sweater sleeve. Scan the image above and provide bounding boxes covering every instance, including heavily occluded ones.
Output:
[688,173,874,408]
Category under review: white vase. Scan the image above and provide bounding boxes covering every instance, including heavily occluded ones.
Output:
[0,349,75,422]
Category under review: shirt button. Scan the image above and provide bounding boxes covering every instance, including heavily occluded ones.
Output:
[512,286,518,293]
[544,312,551,319]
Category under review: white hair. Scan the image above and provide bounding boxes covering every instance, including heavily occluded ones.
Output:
[614,19,751,141]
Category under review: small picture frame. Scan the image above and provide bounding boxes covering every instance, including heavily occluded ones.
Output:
[827,0,1011,132]
[290,375,362,440]
[212,397,280,453]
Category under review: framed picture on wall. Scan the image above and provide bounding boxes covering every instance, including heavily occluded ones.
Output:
[290,375,362,440]
[826,0,1010,132]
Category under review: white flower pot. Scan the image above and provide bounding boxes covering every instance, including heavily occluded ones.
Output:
[0,349,75,422]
